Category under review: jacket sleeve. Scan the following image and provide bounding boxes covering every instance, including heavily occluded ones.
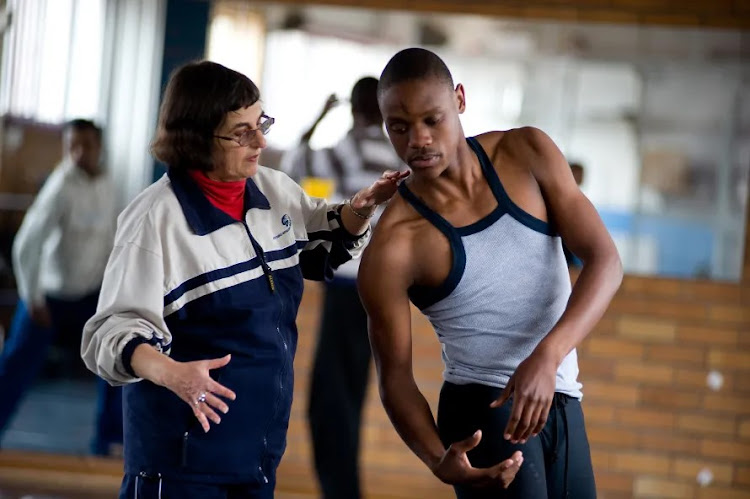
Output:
[12,170,66,304]
[80,212,171,386]
[294,180,370,281]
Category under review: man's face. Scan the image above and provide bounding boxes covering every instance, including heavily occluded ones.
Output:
[379,78,465,178]
[64,128,101,176]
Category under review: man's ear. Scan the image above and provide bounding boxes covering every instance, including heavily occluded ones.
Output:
[455,83,466,114]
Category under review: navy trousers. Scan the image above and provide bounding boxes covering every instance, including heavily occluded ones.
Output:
[0,292,123,455]
[307,281,372,499]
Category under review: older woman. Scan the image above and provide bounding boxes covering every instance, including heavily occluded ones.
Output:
[81,61,407,498]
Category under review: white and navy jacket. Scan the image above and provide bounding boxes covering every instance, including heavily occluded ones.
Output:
[81,165,368,484]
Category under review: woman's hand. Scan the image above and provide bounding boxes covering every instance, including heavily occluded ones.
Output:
[350,170,411,215]
[340,170,410,235]
[160,354,237,433]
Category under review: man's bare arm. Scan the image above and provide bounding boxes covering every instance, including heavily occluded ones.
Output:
[491,127,622,444]
[522,126,622,362]
[358,234,445,470]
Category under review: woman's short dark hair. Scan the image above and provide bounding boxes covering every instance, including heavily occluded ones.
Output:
[151,61,261,171]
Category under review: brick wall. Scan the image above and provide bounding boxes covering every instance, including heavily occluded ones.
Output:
[266,0,750,29]
[577,276,750,498]
[280,267,750,498]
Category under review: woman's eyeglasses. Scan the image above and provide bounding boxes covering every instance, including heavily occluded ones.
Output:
[214,114,275,147]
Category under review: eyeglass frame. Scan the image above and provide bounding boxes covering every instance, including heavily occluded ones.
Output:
[214,114,275,146]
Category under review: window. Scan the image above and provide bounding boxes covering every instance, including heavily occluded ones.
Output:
[206,1,265,85]
[1,0,107,123]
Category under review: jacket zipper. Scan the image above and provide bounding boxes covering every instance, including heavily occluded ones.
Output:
[259,288,286,483]
[242,223,275,295]
[242,222,288,484]
[181,420,199,467]
[181,222,280,478]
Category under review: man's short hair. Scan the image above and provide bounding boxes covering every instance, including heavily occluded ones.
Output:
[350,76,380,121]
[64,119,102,141]
[378,48,454,99]
[151,61,261,172]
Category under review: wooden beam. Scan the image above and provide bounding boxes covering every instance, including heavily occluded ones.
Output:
[262,0,750,28]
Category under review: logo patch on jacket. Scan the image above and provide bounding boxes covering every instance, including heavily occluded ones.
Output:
[274,214,292,239]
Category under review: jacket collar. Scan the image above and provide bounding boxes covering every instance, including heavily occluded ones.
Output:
[168,168,271,236]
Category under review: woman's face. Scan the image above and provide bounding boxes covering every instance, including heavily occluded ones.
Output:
[209,101,267,182]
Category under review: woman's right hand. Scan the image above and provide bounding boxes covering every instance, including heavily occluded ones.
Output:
[161,354,237,433]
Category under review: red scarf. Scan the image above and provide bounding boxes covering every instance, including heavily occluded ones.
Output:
[188,170,245,220]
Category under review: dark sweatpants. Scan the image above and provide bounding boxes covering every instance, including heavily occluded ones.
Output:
[307,281,372,499]
[437,381,597,499]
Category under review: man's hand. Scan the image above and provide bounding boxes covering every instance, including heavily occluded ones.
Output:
[490,349,558,443]
[319,93,339,116]
[30,301,52,328]
[432,430,523,490]
[301,94,340,143]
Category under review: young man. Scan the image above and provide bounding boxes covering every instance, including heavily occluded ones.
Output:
[282,77,404,499]
[0,119,123,456]
[358,48,622,498]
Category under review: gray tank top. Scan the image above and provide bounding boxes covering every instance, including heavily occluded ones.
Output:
[398,137,582,399]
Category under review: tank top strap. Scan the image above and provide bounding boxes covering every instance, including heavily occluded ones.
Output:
[466,136,555,236]
[397,182,466,310]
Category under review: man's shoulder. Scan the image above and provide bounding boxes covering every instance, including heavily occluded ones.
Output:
[475,126,552,156]
[41,162,71,188]
[364,196,426,269]
[474,129,566,186]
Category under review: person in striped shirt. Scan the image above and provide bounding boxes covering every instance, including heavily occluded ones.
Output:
[281,77,404,499]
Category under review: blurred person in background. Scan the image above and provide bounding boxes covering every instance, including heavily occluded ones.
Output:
[569,162,584,187]
[564,162,585,267]
[0,119,123,456]
[81,61,407,498]
[359,48,621,498]
[281,77,404,499]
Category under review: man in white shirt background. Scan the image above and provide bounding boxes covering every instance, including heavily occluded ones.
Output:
[0,119,122,456]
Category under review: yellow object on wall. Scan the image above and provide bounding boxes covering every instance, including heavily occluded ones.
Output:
[300,177,336,200]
